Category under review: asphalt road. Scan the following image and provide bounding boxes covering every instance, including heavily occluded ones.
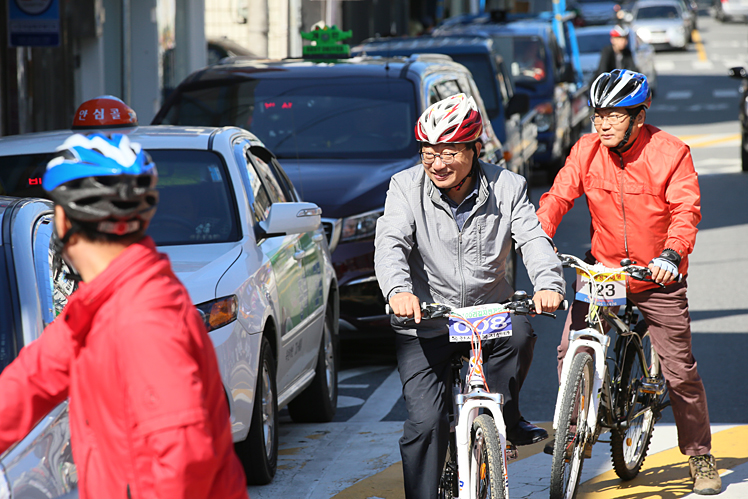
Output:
[250,12,748,499]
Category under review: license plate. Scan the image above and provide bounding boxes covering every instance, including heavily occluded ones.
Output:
[448,304,512,342]
[575,269,627,306]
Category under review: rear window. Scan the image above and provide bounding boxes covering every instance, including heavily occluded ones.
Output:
[576,32,615,53]
[158,76,419,160]
[0,150,240,246]
[448,54,499,119]
[635,5,680,18]
[492,36,548,87]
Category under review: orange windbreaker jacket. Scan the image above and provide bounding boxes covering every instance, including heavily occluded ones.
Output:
[0,238,248,499]
[536,124,701,293]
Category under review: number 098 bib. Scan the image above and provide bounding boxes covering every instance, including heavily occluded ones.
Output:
[575,269,627,306]
[448,304,512,342]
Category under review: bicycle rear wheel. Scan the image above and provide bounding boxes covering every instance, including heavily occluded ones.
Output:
[550,353,594,499]
[611,331,658,480]
[471,414,506,499]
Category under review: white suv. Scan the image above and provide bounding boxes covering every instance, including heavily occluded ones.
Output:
[0,125,339,493]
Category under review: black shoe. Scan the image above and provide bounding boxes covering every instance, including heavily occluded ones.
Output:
[506,418,549,446]
[543,439,555,455]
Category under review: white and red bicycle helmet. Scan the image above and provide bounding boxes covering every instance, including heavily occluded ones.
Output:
[415,93,483,144]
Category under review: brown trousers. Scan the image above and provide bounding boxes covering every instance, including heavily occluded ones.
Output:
[556,280,712,456]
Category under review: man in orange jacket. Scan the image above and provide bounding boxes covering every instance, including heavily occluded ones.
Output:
[0,133,248,499]
[536,70,720,495]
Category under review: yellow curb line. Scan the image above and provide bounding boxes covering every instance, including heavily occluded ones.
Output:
[578,425,748,498]
[684,134,741,148]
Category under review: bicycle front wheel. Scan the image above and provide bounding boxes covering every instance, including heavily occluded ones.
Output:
[611,331,657,480]
[550,353,594,499]
[470,414,506,499]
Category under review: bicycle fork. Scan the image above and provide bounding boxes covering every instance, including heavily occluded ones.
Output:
[553,328,611,450]
[454,389,508,499]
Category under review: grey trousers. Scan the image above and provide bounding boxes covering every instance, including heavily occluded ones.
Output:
[557,279,712,456]
[394,315,535,499]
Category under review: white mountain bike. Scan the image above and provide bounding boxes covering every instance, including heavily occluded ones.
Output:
[400,292,564,499]
[549,254,674,499]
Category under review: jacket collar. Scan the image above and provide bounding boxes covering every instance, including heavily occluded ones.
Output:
[61,237,167,339]
[602,123,654,164]
[426,162,491,211]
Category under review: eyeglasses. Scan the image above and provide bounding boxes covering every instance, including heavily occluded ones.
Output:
[420,150,463,165]
[590,113,629,126]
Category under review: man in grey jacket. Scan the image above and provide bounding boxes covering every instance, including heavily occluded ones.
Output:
[375,93,565,499]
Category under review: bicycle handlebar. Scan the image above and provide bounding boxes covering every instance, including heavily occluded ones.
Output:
[558,253,682,288]
[385,292,568,322]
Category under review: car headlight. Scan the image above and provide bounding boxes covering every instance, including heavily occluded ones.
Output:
[196,295,238,332]
[637,27,651,39]
[340,209,384,243]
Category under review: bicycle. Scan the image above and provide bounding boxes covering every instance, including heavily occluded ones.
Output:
[549,254,674,499]
[395,291,564,499]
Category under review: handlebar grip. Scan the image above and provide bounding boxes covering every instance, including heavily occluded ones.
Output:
[385,304,392,315]
[558,299,569,311]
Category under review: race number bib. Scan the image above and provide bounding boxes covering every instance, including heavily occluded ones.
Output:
[448,304,512,342]
[575,269,627,306]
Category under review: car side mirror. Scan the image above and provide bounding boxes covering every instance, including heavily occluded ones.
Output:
[728,67,748,79]
[255,202,322,240]
[506,93,530,116]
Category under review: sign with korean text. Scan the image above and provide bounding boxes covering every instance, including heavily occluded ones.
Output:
[448,304,513,342]
[575,269,627,306]
[8,0,60,47]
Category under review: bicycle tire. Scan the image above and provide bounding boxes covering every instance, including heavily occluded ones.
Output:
[610,330,657,480]
[471,414,506,499]
[438,438,458,499]
[550,353,594,499]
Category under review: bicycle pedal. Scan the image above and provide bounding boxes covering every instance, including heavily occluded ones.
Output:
[506,444,519,462]
[640,377,666,395]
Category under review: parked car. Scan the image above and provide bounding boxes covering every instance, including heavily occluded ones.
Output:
[728,66,748,171]
[631,0,691,50]
[351,35,538,179]
[153,54,509,333]
[574,24,658,94]
[0,125,339,495]
[713,0,748,21]
[574,0,622,25]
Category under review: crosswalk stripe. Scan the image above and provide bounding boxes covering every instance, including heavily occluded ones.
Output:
[348,367,402,422]
[666,90,693,100]
[578,425,748,497]
[714,89,740,98]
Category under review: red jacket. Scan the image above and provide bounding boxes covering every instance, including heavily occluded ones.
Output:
[537,124,701,293]
[0,238,248,499]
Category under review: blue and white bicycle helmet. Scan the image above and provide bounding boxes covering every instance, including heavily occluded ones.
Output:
[44,133,158,236]
[589,69,651,151]
[589,69,651,110]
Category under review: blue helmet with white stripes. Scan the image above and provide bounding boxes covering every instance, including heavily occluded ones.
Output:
[43,133,158,234]
[589,69,651,110]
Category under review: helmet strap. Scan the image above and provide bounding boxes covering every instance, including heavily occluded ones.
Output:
[613,108,641,153]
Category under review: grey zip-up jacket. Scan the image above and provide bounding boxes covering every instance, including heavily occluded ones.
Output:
[374,160,565,337]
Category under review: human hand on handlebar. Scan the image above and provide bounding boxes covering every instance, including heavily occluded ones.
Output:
[389,292,422,324]
[532,290,565,314]
[649,249,681,284]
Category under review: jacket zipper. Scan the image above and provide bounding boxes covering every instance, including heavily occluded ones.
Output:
[615,151,631,291]
[458,231,466,308]
[127,484,132,498]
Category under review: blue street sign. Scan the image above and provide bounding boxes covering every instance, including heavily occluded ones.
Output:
[8,0,61,47]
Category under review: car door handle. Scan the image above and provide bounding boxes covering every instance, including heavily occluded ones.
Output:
[294,250,306,260]
[312,234,324,243]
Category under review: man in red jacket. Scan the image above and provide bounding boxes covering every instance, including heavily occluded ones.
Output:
[0,133,249,499]
[536,70,720,495]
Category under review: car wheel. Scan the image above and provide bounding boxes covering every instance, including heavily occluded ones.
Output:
[288,303,338,423]
[234,335,278,485]
[742,134,748,172]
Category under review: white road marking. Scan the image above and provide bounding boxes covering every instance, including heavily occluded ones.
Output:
[338,383,370,389]
[348,368,403,422]
[655,60,676,71]
[666,90,693,100]
[714,88,740,98]
[693,60,715,70]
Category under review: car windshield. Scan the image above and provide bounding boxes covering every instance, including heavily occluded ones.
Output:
[447,53,499,119]
[636,5,680,19]
[0,150,239,246]
[158,76,419,160]
[576,32,614,53]
[491,36,548,87]
[0,247,14,374]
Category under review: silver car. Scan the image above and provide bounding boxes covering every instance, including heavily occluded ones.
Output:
[714,0,748,21]
[631,0,691,50]
[0,125,340,496]
[574,25,659,95]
